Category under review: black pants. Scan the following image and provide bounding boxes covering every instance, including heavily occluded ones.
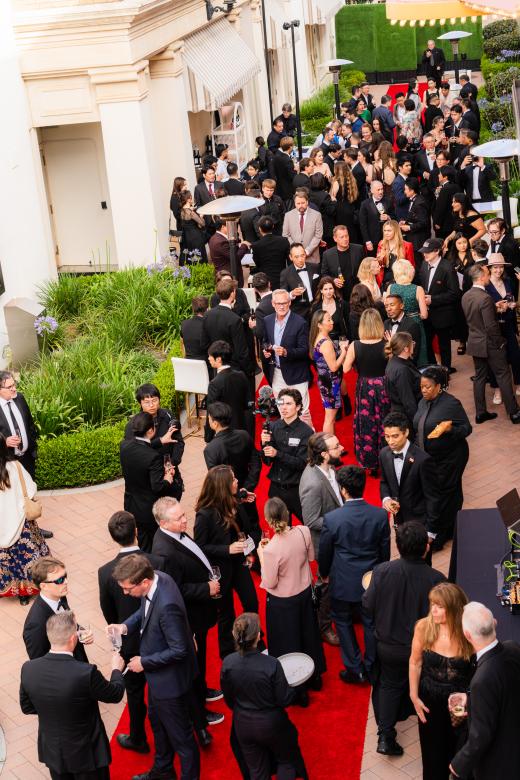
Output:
[232,708,308,780]
[372,642,413,739]
[18,452,36,480]
[424,321,452,369]
[473,351,518,416]
[50,770,109,780]
[148,691,200,779]
[218,564,259,658]
[268,482,302,526]
[124,669,147,743]
[136,523,158,553]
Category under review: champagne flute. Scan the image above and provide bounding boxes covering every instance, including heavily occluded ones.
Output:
[108,626,122,651]
[210,566,222,599]
[78,622,91,643]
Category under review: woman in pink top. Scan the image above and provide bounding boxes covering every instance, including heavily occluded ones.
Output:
[258,498,326,704]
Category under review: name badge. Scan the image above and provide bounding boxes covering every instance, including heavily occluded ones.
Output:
[288,437,300,446]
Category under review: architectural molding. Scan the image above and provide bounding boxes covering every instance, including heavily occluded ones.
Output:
[89,61,149,103]
[149,40,184,80]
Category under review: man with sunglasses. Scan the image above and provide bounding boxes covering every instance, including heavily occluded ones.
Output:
[23,556,93,661]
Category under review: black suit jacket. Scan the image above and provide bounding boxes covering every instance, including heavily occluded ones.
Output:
[125,571,197,700]
[20,653,124,774]
[321,244,364,303]
[359,197,395,248]
[193,180,223,208]
[433,181,460,237]
[462,109,479,135]
[351,162,368,201]
[262,311,309,386]
[384,356,422,425]
[204,368,252,442]
[224,178,245,196]
[273,150,295,201]
[98,549,164,658]
[383,315,422,364]
[279,263,319,319]
[240,206,262,243]
[251,234,290,290]
[201,304,253,375]
[151,530,217,634]
[460,82,478,102]
[23,595,89,662]
[0,392,38,460]
[419,258,460,328]
[403,195,431,251]
[451,641,520,780]
[204,427,261,491]
[252,293,275,342]
[379,443,440,534]
[119,439,173,528]
[462,164,495,203]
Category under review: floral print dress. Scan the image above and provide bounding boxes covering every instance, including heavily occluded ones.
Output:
[353,340,390,469]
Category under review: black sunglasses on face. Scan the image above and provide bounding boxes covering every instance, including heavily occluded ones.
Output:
[45,574,67,585]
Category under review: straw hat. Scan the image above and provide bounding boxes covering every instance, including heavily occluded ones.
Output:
[488,252,511,267]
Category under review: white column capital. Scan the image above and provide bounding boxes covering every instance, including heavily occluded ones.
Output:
[89,61,149,104]
[149,41,185,80]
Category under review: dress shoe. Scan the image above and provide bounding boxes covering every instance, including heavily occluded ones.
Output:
[131,770,175,780]
[321,629,340,646]
[116,734,150,754]
[377,735,404,756]
[511,410,520,424]
[197,728,213,747]
[206,710,224,726]
[430,538,445,553]
[476,411,498,424]
[19,596,30,606]
[205,687,223,702]
[448,367,457,374]
[339,669,368,685]
[41,529,54,539]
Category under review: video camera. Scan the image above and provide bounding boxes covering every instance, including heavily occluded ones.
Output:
[255,385,278,431]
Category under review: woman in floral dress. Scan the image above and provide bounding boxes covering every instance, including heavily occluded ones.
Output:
[309,311,348,435]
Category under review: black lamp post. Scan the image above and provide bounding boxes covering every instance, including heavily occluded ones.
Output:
[472,138,520,233]
[320,59,353,119]
[283,20,303,160]
[437,30,472,86]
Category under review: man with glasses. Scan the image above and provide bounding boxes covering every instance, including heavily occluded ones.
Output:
[23,556,92,661]
[262,288,313,427]
[487,218,520,296]
[0,370,52,538]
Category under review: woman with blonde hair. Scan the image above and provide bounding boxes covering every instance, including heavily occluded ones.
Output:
[330,160,359,240]
[309,310,348,434]
[357,257,382,302]
[376,219,415,290]
[409,582,474,780]
[387,258,428,367]
[343,308,389,474]
[309,147,332,180]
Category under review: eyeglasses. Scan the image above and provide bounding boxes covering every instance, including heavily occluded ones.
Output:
[45,574,67,585]
[1,382,16,391]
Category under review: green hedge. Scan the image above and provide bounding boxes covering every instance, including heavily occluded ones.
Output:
[483,31,520,59]
[300,69,367,144]
[483,18,517,39]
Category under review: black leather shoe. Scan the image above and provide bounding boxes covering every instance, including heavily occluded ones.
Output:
[295,689,309,707]
[131,770,175,780]
[205,687,223,702]
[41,529,54,539]
[339,669,368,685]
[197,728,213,747]
[476,412,498,424]
[511,410,520,424]
[377,736,404,756]
[19,596,30,606]
[116,734,150,754]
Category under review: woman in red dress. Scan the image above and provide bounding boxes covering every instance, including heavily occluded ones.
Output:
[376,219,415,292]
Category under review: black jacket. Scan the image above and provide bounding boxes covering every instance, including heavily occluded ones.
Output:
[251,234,290,290]
[151,530,217,634]
[240,206,262,243]
[204,368,253,442]
[359,197,395,248]
[0,392,38,460]
[20,653,124,774]
[194,505,252,592]
[262,311,310,386]
[384,356,422,425]
[201,304,254,375]
[251,293,275,342]
[224,178,245,196]
[204,427,261,491]
[321,245,364,303]
[272,150,295,201]
[120,439,175,527]
[180,315,206,361]
[309,190,337,244]
[433,181,460,238]
[279,263,319,320]
[461,164,495,203]
[403,195,431,251]
[419,258,460,328]
[258,195,286,235]
[383,315,422,365]
[23,595,89,662]
[124,407,184,465]
[379,442,441,534]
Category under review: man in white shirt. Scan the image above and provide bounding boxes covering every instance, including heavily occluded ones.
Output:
[215,143,229,182]
[282,191,323,264]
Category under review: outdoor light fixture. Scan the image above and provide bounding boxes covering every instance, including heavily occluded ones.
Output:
[282,20,303,159]
[320,59,354,119]
[206,0,236,21]
[472,138,520,231]
[438,29,472,85]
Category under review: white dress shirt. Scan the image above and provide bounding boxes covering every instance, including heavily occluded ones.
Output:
[392,440,410,485]
[0,396,28,455]
[476,638,498,662]
[159,527,213,574]
[472,166,481,201]
[317,465,343,504]
[296,266,313,301]
[426,258,442,292]
[390,312,405,336]
[144,574,159,617]
[40,594,62,613]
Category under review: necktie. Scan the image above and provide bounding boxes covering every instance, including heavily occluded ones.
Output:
[299,213,305,233]
[416,403,431,450]
[393,453,404,460]
[209,183,214,197]
[57,596,69,611]
[6,401,21,439]
[179,532,185,539]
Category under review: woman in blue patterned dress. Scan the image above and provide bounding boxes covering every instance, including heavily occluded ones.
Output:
[387,258,429,368]
[0,434,49,604]
[309,310,349,435]
[343,308,390,475]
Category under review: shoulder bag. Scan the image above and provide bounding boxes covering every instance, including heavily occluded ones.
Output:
[16,462,42,521]
[296,526,322,611]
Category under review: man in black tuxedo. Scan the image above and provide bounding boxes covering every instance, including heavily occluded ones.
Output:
[258,179,286,235]
[321,225,364,305]
[204,402,261,492]
[450,602,520,780]
[267,117,286,152]
[223,162,245,195]
[292,157,313,190]
[111,555,200,780]
[0,371,53,538]
[399,178,431,269]
[345,148,368,201]
[459,73,478,102]
[248,272,274,345]
[205,340,253,441]
[379,412,440,539]
[193,167,223,237]
[151,498,222,743]
[98,511,164,754]
[414,134,438,205]
[383,294,421,365]
[251,216,290,290]
[445,105,470,163]
[23,556,92,662]
[200,278,254,378]
[421,39,446,87]
[359,180,394,253]
[363,522,445,757]
[461,156,495,203]
[487,218,520,296]
[239,185,263,243]
[461,98,479,135]
[20,610,125,780]
[119,412,177,552]
[418,238,460,371]
[273,136,296,203]
[279,242,320,320]
[432,165,460,238]
[181,295,209,361]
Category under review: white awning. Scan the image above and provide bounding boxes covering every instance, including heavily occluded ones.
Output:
[183,18,261,112]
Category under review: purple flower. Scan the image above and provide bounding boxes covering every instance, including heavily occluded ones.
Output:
[34,316,58,335]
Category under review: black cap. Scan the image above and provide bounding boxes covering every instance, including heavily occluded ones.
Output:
[418,238,443,253]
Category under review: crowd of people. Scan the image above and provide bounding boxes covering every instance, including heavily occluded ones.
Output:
[1,51,520,780]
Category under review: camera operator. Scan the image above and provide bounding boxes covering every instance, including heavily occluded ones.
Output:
[261,388,313,525]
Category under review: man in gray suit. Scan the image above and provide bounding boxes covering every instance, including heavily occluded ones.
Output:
[299,432,343,645]
[462,263,520,425]
[282,189,323,265]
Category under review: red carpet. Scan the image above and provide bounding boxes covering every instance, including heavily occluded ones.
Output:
[110,372,381,779]
[385,82,428,150]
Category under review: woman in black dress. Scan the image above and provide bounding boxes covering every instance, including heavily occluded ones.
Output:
[170,176,187,227]
[311,276,348,343]
[194,466,259,658]
[384,333,422,429]
[413,367,472,551]
[221,612,308,780]
[446,232,474,355]
[409,582,474,780]
[330,161,360,242]
[178,190,208,264]
[443,192,486,252]
[309,173,336,248]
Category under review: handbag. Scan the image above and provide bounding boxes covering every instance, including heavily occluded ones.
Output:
[16,462,42,521]
[296,526,322,610]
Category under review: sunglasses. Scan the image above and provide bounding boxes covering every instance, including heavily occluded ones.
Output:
[45,574,67,585]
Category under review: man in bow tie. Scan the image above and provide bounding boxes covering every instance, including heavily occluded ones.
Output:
[359,180,394,253]
[486,218,520,296]
[279,242,319,321]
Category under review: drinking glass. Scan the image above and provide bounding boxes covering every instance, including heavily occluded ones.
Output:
[260,529,270,547]
[164,454,172,470]
[505,292,516,310]
[210,566,222,599]
[108,626,122,651]
[237,532,250,567]
[78,622,91,643]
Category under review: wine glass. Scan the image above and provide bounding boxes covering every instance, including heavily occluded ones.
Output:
[237,532,250,567]
[505,292,516,310]
[78,622,91,643]
[108,626,122,651]
[164,454,172,471]
[210,566,222,599]
[262,341,276,367]
[260,529,270,547]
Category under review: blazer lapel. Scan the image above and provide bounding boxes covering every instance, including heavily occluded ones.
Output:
[162,530,203,568]
[400,451,415,485]
[383,450,400,495]
[315,467,341,507]
[140,590,157,634]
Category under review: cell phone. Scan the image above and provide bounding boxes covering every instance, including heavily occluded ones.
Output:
[514,266,520,274]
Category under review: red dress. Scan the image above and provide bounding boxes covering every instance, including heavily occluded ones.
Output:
[375,240,415,287]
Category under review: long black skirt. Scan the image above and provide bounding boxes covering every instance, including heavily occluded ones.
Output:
[265,586,326,675]
[232,708,308,780]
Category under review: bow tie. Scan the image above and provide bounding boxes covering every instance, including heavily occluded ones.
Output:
[57,596,69,611]
[297,268,307,274]
[393,453,404,460]
[179,532,185,539]
[391,319,401,326]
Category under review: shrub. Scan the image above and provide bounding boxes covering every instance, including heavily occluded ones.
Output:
[153,340,184,415]
[485,66,520,98]
[483,32,520,59]
[483,18,517,39]
[36,421,126,489]
[481,54,517,80]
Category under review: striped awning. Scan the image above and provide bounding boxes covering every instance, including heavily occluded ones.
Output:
[183,18,261,112]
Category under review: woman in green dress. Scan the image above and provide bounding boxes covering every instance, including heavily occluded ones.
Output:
[387,259,429,368]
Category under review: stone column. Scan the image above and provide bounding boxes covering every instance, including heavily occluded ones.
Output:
[90,62,166,267]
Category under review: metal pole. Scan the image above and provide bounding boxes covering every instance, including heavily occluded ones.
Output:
[498,160,512,232]
[452,40,460,85]
[290,25,303,160]
[260,0,274,125]
[227,218,240,279]
[332,70,341,119]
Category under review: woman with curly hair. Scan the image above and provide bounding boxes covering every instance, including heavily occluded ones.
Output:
[330,160,360,240]
[309,146,332,181]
